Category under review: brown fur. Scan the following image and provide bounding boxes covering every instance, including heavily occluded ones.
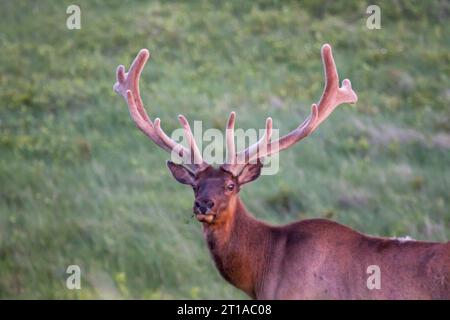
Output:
[204,197,449,299]
[168,166,449,299]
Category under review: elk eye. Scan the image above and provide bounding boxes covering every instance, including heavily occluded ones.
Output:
[226,183,235,191]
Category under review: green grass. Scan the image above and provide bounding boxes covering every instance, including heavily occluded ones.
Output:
[0,0,449,299]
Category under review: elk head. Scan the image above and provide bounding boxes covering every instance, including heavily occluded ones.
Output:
[166,160,263,223]
[113,44,357,224]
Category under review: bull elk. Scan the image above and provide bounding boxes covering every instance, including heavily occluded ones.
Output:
[113,44,449,299]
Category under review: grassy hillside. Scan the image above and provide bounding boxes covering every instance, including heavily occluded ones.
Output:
[0,1,449,299]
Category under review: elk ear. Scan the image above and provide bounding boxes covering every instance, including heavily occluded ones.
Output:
[237,161,263,186]
[167,161,195,186]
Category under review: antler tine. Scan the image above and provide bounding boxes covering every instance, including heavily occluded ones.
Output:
[115,49,151,123]
[178,115,207,169]
[154,118,204,172]
[225,112,236,165]
[153,118,186,157]
[237,117,273,164]
[223,117,273,175]
[309,44,357,132]
[114,49,209,173]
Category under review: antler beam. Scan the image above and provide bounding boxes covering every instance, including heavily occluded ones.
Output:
[222,44,358,176]
[113,49,209,172]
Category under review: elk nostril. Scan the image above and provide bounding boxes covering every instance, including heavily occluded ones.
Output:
[194,201,201,208]
[206,200,214,209]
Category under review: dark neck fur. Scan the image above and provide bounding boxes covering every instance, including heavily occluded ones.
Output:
[202,196,272,298]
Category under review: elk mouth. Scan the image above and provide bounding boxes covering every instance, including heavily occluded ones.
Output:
[194,211,216,223]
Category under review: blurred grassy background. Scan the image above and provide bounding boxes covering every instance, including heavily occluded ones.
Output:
[0,0,449,299]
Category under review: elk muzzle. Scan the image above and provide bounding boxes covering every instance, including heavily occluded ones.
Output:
[194,199,215,215]
[193,199,216,223]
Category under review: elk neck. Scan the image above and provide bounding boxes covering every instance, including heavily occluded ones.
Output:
[202,195,272,298]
